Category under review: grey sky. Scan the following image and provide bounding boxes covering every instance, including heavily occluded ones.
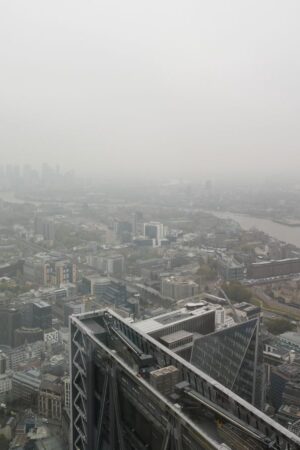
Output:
[1,0,300,179]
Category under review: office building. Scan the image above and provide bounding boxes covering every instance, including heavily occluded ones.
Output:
[133,236,154,247]
[135,304,216,340]
[44,328,59,346]
[14,327,44,347]
[12,369,41,404]
[23,254,77,286]
[270,363,300,411]
[82,276,127,306]
[0,308,22,348]
[161,276,199,301]
[106,254,125,278]
[248,258,300,279]
[217,255,245,281]
[0,372,12,403]
[33,301,52,330]
[114,220,132,235]
[0,351,8,375]
[38,376,63,421]
[144,221,164,246]
[70,310,300,450]
[234,302,261,320]
[278,332,300,352]
[55,260,77,285]
[64,302,85,326]
[89,255,126,278]
[191,319,264,408]
[23,254,50,285]
[2,341,44,371]
[34,216,56,241]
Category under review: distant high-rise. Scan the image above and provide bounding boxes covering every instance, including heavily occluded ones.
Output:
[34,216,55,241]
[144,221,164,246]
[106,254,125,278]
[0,308,22,348]
[32,301,52,330]
[0,351,8,375]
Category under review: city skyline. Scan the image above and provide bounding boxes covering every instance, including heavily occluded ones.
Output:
[1,1,300,179]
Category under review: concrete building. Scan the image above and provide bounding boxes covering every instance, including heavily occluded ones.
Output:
[278,332,300,352]
[12,369,41,404]
[161,276,199,301]
[14,327,44,347]
[248,258,300,279]
[106,254,125,278]
[63,302,85,326]
[23,254,77,287]
[234,302,261,320]
[38,377,63,422]
[217,255,245,281]
[87,254,125,277]
[134,303,216,340]
[44,328,59,346]
[1,341,44,371]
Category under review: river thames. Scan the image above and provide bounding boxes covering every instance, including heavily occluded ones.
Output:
[209,211,300,249]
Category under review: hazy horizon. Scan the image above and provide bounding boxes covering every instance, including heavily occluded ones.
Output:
[1,0,300,180]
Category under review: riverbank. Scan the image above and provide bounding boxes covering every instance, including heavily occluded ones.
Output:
[206,210,300,248]
[272,218,300,227]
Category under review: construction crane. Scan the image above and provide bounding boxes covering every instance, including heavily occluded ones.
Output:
[218,287,241,323]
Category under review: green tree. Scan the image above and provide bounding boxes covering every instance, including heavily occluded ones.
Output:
[264,318,296,335]
[222,282,252,302]
[197,264,217,282]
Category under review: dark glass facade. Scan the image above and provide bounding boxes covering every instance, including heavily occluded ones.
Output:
[191,319,264,408]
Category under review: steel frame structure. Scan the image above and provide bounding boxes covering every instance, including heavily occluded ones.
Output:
[70,310,300,450]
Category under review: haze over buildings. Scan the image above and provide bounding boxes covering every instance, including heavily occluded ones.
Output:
[1,0,300,180]
[2,1,300,449]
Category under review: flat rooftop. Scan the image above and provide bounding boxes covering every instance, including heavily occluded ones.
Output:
[134,305,216,334]
[279,332,300,346]
[33,300,50,308]
[72,309,300,448]
[160,330,193,344]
